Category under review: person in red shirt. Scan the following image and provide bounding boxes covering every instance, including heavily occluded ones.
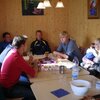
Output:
[0,35,37,100]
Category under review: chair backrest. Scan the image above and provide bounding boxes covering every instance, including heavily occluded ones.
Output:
[79,46,86,57]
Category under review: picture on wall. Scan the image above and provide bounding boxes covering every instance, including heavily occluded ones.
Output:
[88,0,100,19]
[22,0,44,15]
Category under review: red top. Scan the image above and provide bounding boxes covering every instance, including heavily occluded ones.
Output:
[0,49,35,88]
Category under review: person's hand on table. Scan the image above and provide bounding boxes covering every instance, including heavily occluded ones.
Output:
[28,55,33,64]
[83,63,92,68]
[80,95,94,100]
[28,55,39,65]
[53,51,68,59]
[44,51,49,58]
[81,94,100,100]
[82,57,94,65]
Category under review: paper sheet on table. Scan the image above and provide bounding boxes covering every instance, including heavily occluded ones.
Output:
[41,61,75,69]
[57,61,75,69]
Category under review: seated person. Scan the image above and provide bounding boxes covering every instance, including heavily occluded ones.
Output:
[84,38,100,77]
[0,35,28,68]
[0,35,37,100]
[0,32,12,54]
[81,42,97,68]
[53,31,82,63]
[30,30,51,55]
[0,36,30,84]
[86,43,97,55]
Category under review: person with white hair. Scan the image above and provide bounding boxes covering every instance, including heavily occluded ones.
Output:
[87,38,100,78]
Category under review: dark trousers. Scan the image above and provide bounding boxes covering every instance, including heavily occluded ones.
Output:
[4,82,36,100]
[0,73,36,100]
[5,73,36,100]
[88,68,100,79]
[0,85,5,100]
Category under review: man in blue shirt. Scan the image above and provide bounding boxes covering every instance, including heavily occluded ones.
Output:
[0,32,12,54]
[30,30,51,55]
[53,31,82,63]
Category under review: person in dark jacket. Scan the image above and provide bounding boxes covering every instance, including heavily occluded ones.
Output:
[30,30,51,55]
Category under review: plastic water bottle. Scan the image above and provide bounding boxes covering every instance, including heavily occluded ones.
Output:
[72,64,79,80]
[73,56,79,66]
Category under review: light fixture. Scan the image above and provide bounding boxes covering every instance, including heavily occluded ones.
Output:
[37,0,64,9]
[37,2,46,9]
[56,0,64,8]
[44,0,52,7]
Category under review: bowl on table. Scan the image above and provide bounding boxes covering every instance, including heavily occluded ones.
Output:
[70,79,91,96]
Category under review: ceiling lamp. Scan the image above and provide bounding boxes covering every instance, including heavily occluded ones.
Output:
[37,2,46,9]
[56,0,64,8]
[44,0,52,7]
[37,0,64,9]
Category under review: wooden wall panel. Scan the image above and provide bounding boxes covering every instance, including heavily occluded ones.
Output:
[4,0,68,51]
[0,0,100,51]
[0,0,6,40]
[68,0,100,48]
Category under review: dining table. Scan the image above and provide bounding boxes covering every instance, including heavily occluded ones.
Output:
[24,54,100,100]
[25,54,90,83]
[30,75,100,100]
